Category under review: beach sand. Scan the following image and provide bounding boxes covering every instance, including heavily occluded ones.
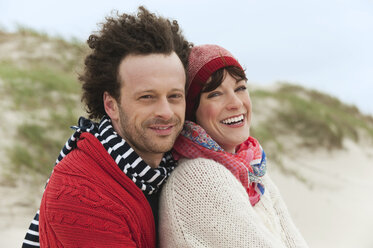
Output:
[270,139,373,248]
[0,178,43,248]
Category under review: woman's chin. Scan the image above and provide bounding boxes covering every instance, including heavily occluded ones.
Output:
[219,137,249,153]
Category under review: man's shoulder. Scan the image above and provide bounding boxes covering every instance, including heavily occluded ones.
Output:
[43,148,140,215]
[54,132,109,172]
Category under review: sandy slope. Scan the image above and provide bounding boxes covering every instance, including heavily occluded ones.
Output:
[1,139,372,247]
[270,139,373,248]
[0,178,43,248]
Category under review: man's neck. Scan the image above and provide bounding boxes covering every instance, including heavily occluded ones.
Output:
[133,149,163,169]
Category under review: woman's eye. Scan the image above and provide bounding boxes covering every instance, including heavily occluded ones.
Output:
[207,92,221,98]
[236,86,247,92]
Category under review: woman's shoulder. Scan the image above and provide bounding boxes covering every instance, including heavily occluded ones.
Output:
[176,157,233,173]
[164,157,248,201]
[173,157,240,183]
[159,158,267,247]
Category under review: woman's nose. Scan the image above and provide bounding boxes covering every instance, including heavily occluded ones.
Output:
[226,93,243,110]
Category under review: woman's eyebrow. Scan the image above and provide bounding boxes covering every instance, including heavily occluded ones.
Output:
[235,78,246,83]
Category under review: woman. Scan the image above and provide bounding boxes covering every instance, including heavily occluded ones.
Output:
[159,44,308,247]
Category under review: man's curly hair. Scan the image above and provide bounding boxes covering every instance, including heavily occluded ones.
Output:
[79,6,192,120]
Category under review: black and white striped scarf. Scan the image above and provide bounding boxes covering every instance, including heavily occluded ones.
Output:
[22,116,176,247]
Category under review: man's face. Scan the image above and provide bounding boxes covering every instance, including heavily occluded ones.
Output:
[108,52,186,161]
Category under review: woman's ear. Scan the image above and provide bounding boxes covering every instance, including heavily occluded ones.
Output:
[103,92,119,121]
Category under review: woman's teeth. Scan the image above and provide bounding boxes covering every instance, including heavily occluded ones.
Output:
[222,115,244,125]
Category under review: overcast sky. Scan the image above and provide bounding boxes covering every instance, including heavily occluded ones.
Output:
[1,0,372,115]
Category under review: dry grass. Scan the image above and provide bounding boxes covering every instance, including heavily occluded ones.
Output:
[0,29,85,178]
[250,83,373,183]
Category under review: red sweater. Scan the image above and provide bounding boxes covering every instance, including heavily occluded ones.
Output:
[39,133,156,247]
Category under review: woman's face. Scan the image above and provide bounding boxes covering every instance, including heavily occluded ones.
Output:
[195,71,251,153]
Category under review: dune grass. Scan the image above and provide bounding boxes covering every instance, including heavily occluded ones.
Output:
[251,83,373,152]
[1,63,80,108]
[249,83,373,185]
[9,123,61,174]
[0,33,83,176]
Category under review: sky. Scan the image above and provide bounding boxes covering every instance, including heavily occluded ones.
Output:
[1,0,372,115]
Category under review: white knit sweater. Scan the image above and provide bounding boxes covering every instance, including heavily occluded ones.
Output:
[159,158,308,248]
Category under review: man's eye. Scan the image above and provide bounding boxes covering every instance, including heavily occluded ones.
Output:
[139,95,153,99]
[169,93,183,99]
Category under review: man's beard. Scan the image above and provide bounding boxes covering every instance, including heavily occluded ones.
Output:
[117,106,182,155]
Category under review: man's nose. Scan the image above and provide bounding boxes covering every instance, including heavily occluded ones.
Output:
[154,98,173,120]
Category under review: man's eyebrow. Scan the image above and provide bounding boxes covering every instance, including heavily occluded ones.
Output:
[169,88,185,93]
[136,90,155,93]
[134,88,185,95]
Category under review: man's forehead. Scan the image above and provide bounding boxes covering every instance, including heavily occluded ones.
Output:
[119,52,185,80]
[117,52,186,96]
[120,52,178,67]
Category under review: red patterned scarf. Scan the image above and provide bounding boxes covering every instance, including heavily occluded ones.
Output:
[173,121,266,206]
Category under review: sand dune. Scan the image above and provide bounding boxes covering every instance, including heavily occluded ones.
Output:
[270,139,373,248]
[0,178,43,247]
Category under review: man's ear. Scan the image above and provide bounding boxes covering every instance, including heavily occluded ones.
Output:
[103,92,119,121]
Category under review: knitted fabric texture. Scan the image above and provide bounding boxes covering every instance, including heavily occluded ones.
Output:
[186,44,243,120]
[173,121,266,206]
[39,132,156,247]
[23,116,176,248]
[159,158,309,248]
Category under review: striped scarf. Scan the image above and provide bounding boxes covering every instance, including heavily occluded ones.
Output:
[22,116,176,248]
[173,121,266,206]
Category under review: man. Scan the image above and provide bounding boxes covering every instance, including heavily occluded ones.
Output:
[22,6,191,247]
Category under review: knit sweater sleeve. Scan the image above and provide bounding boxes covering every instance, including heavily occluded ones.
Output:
[39,168,138,248]
[159,158,287,248]
[259,174,309,247]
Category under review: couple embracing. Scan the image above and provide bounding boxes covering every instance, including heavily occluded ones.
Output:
[23,6,307,248]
